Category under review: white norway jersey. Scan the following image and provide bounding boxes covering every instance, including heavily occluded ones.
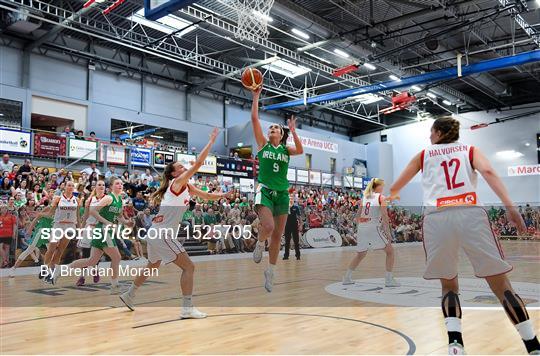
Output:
[85,196,103,225]
[358,193,382,225]
[421,142,478,208]
[54,194,78,224]
[152,179,190,229]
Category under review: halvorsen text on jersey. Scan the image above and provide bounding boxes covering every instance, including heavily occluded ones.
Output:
[40,265,159,278]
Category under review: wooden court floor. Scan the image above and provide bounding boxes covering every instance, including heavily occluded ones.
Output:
[1,241,539,355]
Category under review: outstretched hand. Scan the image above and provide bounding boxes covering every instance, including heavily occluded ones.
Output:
[287,116,297,134]
[209,127,219,143]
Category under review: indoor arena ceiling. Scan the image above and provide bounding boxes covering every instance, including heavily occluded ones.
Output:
[1,0,539,136]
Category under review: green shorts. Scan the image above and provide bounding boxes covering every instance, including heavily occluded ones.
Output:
[91,225,118,250]
[255,186,290,217]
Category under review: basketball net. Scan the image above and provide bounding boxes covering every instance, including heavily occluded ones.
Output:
[231,0,275,42]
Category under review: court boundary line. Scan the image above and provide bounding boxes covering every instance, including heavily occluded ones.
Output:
[132,312,417,355]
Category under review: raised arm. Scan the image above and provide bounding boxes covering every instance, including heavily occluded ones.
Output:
[389,151,423,200]
[473,147,526,233]
[171,128,219,193]
[286,116,304,156]
[188,183,230,201]
[251,86,267,150]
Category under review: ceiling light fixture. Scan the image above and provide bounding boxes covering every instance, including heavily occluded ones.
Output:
[291,28,310,40]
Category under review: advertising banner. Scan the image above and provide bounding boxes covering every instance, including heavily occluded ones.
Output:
[68,138,98,161]
[309,171,321,185]
[198,155,217,174]
[304,228,342,248]
[322,173,333,186]
[34,133,65,157]
[508,164,540,176]
[296,169,309,183]
[154,150,175,168]
[216,157,254,178]
[239,178,255,193]
[0,128,31,154]
[286,135,338,153]
[100,144,126,165]
[287,168,296,182]
[130,147,152,167]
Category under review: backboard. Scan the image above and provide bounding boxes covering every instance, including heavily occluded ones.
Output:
[144,0,198,20]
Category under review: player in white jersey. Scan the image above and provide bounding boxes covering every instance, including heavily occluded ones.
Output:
[342,178,399,287]
[42,180,79,281]
[390,116,539,355]
[120,128,229,319]
[75,181,106,286]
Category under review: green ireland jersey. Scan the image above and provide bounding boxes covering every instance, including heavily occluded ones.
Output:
[257,143,290,191]
[97,193,123,226]
[36,216,53,231]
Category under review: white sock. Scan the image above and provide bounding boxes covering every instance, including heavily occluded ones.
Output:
[183,295,193,308]
[385,271,393,280]
[111,278,118,287]
[344,269,353,280]
[267,264,275,273]
[445,317,462,333]
[128,283,138,297]
[516,320,536,341]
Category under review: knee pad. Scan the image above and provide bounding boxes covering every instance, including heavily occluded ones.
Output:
[442,291,462,319]
[503,290,530,325]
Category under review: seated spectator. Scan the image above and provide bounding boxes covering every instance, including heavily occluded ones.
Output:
[132,191,147,212]
[0,154,14,174]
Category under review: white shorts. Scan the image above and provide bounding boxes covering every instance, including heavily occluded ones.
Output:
[356,224,389,252]
[77,224,95,249]
[422,206,511,280]
[145,229,186,264]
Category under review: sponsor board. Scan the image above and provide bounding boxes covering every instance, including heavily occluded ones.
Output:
[287,168,296,182]
[304,228,342,248]
[216,157,253,178]
[508,164,540,176]
[176,153,196,169]
[34,133,65,157]
[239,178,255,193]
[343,175,353,188]
[286,135,338,153]
[197,155,217,174]
[68,138,98,161]
[309,171,321,185]
[296,169,309,183]
[130,147,152,166]
[0,128,31,154]
[326,277,540,307]
[353,177,363,189]
[154,150,175,167]
[99,144,126,165]
[322,173,333,186]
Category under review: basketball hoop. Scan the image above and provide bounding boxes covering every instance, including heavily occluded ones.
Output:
[230,0,275,42]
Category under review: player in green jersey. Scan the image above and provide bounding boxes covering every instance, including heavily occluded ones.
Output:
[50,178,133,294]
[8,205,52,278]
[250,85,304,292]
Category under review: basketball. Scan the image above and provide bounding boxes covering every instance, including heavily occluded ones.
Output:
[241,68,263,91]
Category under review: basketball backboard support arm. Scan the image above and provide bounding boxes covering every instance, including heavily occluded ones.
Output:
[144,0,198,21]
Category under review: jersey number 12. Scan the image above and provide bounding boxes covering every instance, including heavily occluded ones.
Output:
[441,159,465,190]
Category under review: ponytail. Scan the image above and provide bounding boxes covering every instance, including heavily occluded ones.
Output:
[280,125,289,146]
[432,116,460,144]
[151,163,175,206]
[363,178,384,198]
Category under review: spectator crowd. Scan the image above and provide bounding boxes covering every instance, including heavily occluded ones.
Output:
[0,152,539,269]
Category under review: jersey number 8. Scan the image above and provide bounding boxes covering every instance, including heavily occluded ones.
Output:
[273,163,279,172]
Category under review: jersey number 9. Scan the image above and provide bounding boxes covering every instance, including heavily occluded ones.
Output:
[273,163,279,172]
